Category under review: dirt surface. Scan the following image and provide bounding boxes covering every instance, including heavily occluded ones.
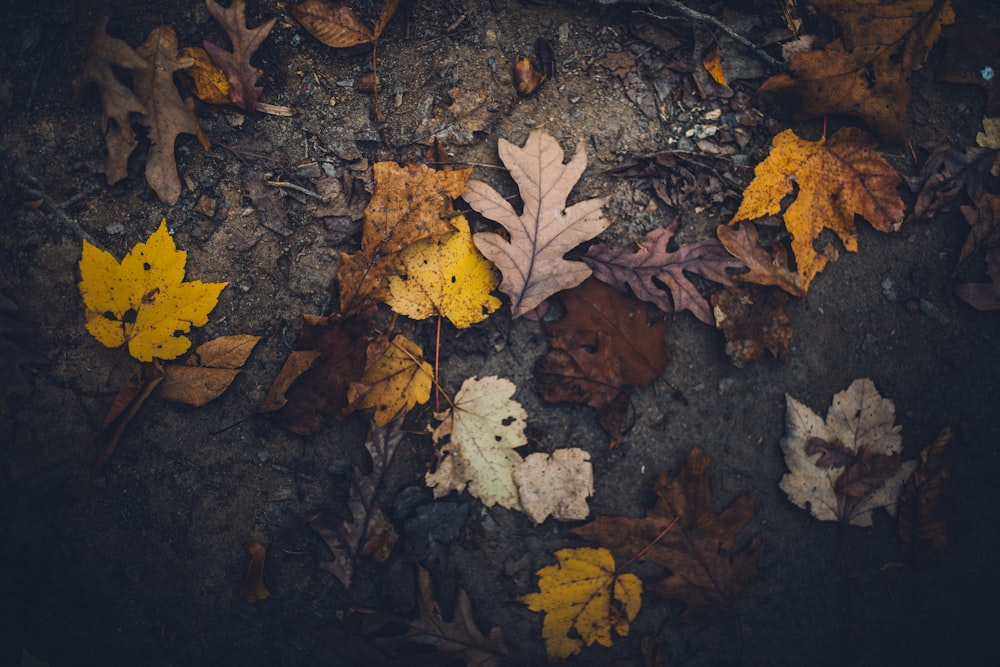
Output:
[2,0,1000,665]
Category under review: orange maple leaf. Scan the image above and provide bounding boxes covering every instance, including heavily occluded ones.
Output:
[729,127,904,289]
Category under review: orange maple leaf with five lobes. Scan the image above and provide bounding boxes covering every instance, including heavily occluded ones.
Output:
[78,219,227,362]
[729,127,904,289]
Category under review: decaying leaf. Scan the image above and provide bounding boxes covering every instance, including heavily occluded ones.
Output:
[730,127,904,289]
[513,448,594,524]
[535,279,671,447]
[464,130,611,317]
[239,539,270,603]
[954,193,1000,310]
[906,142,998,221]
[573,448,760,623]
[387,214,501,328]
[760,0,955,144]
[898,426,951,562]
[180,46,232,105]
[513,54,546,96]
[583,222,744,324]
[780,378,917,526]
[425,376,528,510]
[258,310,371,435]
[72,17,148,185]
[289,0,400,48]
[712,285,792,367]
[78,219,228,362]
[520,547,642,661]
[337,162,472,313]
[716,220,806,297]
[204,0,277,112]
[134,25,209,205]
[158,334,260,406]
[348,334,432,427]
[377,566,509,666]
[310,417,403,589]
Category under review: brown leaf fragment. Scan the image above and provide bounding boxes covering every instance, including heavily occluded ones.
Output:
[95,361,165,468]
[465,130,610,317]
[573,448,761,623]
[204,0,276,112]
[898,426,951,562]
[158,334,261,407]
[711,284,791,367]
[239,539,270,603]
[716,221,806,297]
[804,436,855,468]
[258,309,371,435]
[394,566,510,667]
[134,25,209,205]
[513,55,546,96]
[309,416,404,590]
[289,0,374,48]
[583,222,744,324]
[72,17,148,185]
[907,142,999,221]
[759,0,954,144]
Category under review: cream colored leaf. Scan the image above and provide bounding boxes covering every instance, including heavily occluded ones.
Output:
[425,376,527,509]
[465,130,610,317]
[513,448,593,524]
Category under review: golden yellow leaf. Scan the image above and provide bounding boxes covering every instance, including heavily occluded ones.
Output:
[702,46,729,87]
[729,127,904,289]
[78,219,227,362]
[387,215,500,328]
[337,162,472,313]
[348,334,432,426]
[180,46,231,105]
[520,547,642,661]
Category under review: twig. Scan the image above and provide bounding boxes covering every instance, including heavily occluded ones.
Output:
[617,0,786,72]
[15,166,100,247]
[264,180,323,200]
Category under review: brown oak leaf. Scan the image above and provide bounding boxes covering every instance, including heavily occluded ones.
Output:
[760,0,954,145]
[204,0,277,112]
[309,416,403,589]
[573,448,761,623]
[337,162,471,314]
[711,284,791,367]
[464,130,610,317]
[582,222,744,324]
[535,279,670,447]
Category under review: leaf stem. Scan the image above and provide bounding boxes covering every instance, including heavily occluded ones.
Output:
[386,334,454,411]
[616,516,679,573]
[435,314,442,412]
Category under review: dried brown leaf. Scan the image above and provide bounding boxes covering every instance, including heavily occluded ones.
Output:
[204,0,276,111]
[716,221,806,297]
[898,426,952,562]
[711,284,792,367]
[289,0,374,47]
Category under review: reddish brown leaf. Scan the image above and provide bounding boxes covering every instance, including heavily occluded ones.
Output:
[289,0,392,48]
[716,221,806,297]
[573,448,760,623]
[204,0,276,111]
[309,416,404,589]
[583,222,744,324]
[898,426,952,562]
[711,284,792,367]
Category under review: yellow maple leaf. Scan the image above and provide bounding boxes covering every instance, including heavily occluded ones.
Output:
[78,219,227,362]
[348,334,432,426]
[729,127,904,289]
[520,546,642,661]
[387,215,500,328]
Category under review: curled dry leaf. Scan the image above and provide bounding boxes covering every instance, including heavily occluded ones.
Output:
[513,448,593,524]
[573,448,760,623]
[78,220,227,362]
[520,547,642,661]
[464,129,610,317]
[425,376,528,510]
[204,0,277,112]
[780,378,917,527]
[730,127,904,289]
[158,334,261,406]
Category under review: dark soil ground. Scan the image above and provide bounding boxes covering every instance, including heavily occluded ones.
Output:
[2,1,1000,665]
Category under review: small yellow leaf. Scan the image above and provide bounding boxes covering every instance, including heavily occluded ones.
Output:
[349,334,432,426]
[78,219,227,362]
[520,547,642,661]
[702,46,729,87]
[180,46,231,105]
[388,215,500,328]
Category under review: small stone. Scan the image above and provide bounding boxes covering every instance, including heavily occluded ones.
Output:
[196,194,217,218]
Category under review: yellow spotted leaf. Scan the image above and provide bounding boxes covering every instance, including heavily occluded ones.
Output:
[729,127,904,289]
[78,219,227,362]
[520,547,642,661]
[348,334,432,426]
[180,46,232,105]
[387,215,500,328]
